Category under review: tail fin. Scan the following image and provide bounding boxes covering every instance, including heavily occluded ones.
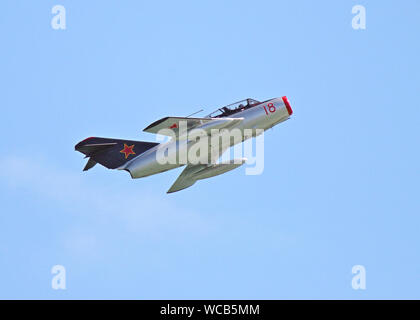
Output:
[75,137,158,170]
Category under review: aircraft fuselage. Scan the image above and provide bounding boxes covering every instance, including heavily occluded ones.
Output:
[122,97,292,178]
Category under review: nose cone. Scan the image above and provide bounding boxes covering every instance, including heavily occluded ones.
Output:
[282,96,293,116]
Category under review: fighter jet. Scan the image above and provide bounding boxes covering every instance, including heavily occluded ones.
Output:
[75,96,293,193]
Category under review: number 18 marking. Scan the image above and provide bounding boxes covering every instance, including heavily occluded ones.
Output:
[263,103,276,115]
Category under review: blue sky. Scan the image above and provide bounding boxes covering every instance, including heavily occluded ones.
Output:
[0,0,419,299]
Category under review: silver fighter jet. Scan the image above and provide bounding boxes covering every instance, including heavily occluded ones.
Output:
[75,96,293,193]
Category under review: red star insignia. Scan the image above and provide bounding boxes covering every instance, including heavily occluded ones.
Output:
[120,144,136,159]
[169,123,178,129]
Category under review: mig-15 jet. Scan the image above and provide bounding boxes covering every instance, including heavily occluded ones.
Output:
[75,96,293,193]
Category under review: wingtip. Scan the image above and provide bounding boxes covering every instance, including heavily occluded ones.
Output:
[144,117,170,131]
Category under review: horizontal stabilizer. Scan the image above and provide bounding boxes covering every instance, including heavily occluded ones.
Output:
[77,142,116,157]
[83,158,97,171]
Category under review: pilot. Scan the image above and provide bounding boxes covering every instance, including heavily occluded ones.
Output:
[238,103,246,111]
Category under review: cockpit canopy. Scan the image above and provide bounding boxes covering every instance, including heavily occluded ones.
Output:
[206,98,261,118]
